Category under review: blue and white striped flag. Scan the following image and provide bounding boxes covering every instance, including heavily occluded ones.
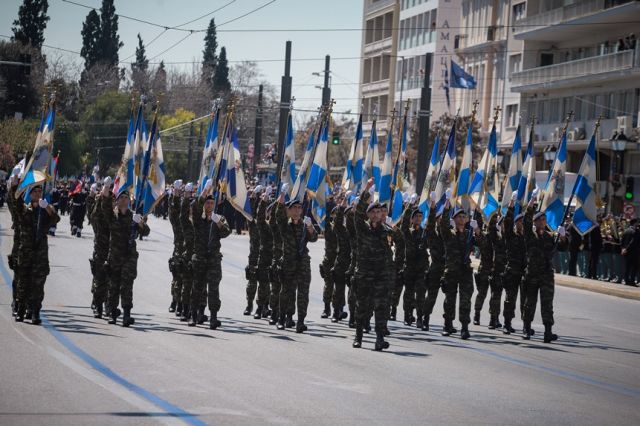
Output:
[390,112,408,225]
[418,133,441,222]
[502,124,522,214]
[17,102,55,197]
[540,131,568,231]
[291,126,317,202]
[571,128,598,236]
[113,104,138,197]
[307,118,329,197]
[312,179,331,231]
[454,122,473,209]
[224,122,253,220]
[516,124,536,214]
[378,124,394,205]
[433,121,457,215]
[133,113,149,201]
[197,108,220,195]
[363,119,381,193]
[280,112,297,195]
[141,125,166,216]
[470,122,500,219]
[342,113,363,193]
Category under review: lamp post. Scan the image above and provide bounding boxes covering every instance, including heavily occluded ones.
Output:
[610,131,628,214]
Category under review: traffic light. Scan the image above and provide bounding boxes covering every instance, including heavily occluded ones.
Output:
[625,176,634,201]
[331,131,340,145]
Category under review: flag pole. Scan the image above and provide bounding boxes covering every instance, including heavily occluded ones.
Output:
[537,110,573,212]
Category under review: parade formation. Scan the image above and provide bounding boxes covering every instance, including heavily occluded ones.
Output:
[5,92,603,353]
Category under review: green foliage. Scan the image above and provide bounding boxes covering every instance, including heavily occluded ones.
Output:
[0,41,40,118]
[80,9,101,70]
[0,117,38,170]
[159,108,198,182]
[213,47,231,95]
[54,116,85,177]
[132,33,148,73]
[202,18,218,91]
[98,0,122,67]
[11,0,49,49]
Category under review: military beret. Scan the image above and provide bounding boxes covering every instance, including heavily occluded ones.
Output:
[379,202,388,210]
[366,202,381,213]
[515,213,525,222]
[411,208,423,218]
[533,211,546,221]
[452,208,467,218]
[331,206,339,215]
[286,199,301,208]
[31,185,43,191]
[117,190,130,199]
[204,194,215,201]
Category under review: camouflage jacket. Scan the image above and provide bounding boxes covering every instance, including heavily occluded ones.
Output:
[504,206,526,275]
[269,206,283,265]
[476,214,494,274]
[191,197,231,261]
[426,208,445,271]
[346,207,357,275]
[354,192,392,275]
[524,205,567,275]
[90,194,112,256]
[401,206,429,273]
[101,193,150,265]
[391,224,405,271]
[257,198,273,265]
[13,191,60,266]
[438,206,475,271]
[275,201,318,264]
[322,216,338,267]
[180,196,195,259]
[489,217,507,277]
[332,206,351,270]
[168,194,184,257]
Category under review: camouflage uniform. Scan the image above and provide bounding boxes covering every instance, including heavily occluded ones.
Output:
[275,202,318,328]
[179,196,195,320]
[269,207,284,323]
[89,194,111,315]
[473,214,494,320]
[439,207,475,331]
[190,198,231,324]
[345,207,358,325]
[86,192,96,227]
[168,194,184,311]
[488,217,507,324]
[423,208,444,325]
[12,189,60,320]
[331,206,351,319]
[102,194,149,320]
[320,215,338,315]
[245,197,260,311]
[255,199,273,315]
[400,207,430,326]
[6,185,22,311]
[389,224,405,319]
[502,206,526,327]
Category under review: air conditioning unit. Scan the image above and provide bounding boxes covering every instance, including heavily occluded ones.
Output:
[567,130,576,141]
[618,115,632,134]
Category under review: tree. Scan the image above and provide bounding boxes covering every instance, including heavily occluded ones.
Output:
[11,0,50,49]
[202,18,218,91]
[151,60,167,96]
[213,47,231,95]
[0,41,41,118]
[80,10,101,71]
[0,117,38,170]
[98,0,123,67]
[130,33,149,94]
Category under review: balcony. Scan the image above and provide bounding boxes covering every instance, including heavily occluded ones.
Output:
[457,25,507,52]
[365,0,396,15]
[514,0,640,41]
[511,48,639,91]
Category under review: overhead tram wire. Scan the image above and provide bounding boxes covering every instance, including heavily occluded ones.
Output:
[147,32,194,62]
[120,28,169,63]
[173,0,237,28]
[215,0,277,27]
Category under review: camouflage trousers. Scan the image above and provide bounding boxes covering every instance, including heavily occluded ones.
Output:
[279,258,311,319]
[255,261,272,308]
[90,252,109,307]
[108,254,138,310]
[488,272,504,318]
[180,256,193,310]
[331,263,349,312]
[191,257,222,314]
[390,268,404,309]
[502,269,523,321]
[522,271,555,326]
[320,258,336,305]
[168,255,183,304]
[269,260,283,318]
[346,271,356,314]
[7,253,20,304]
[403,268,426,319]
[423,266,443,317]
[15,264,49,309]
[245,265,258,306]
[442,266,474,325]
[473,269,491,313]
[354,270,389,333]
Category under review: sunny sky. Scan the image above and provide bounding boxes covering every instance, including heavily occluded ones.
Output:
[0,0,364,114]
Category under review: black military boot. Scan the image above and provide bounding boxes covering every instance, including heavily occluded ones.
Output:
[340,311,348,320]
[441,319,453,336]
[495,318,502,328]
[169,300,176,313]
[31,305,42,325]
[25,308,32,320]
[296,316,307,333]
[389,306,397,321]
[416,316,424,329]
[262,308,271,319]
[321,303,330,319]
[460,324,470,340]
[276,313,286,330]
[488,316,497,329]
[364,320,371,334]
[403,311,412,326]
[180,307,190,322]
[421,315,430,331]
[285,314,295,328]
[108,308,118,325]
[473,311,480,325]
[197,307,208,324]
[210,312,221,330]
[188,308,197,327]
[503,318,515,335]
[522,321,532,340]
[352,325,363,348]
[94,304,103,319]
[243,303,253,316]
[175,303,182,317]
[122,308,135,327]
[543,324,558,343]
[253,305,263,320]
[374,331,390,351]
[348,310,355,328]
[15,303,25,322]
[383,325,391,336]
[331,309,340,323]
[269,310,279,325]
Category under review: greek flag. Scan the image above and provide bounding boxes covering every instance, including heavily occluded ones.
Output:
[363,119,381,194]
[502,125,522,214]
[454,122,473,209]
[390,113,408,225]
[133,113,149,202]
[114,104,140,197]
[291,126,317,201]
[312,179,331,231]
[224,122,253,220]
[378,125,394,205]
[342,113,364,193]
[43,152,59,203]
[307,118,329,197]
[141,126,166,216]
[197,108,220,195]
[470,122,500,219]
[17,102,56,197]
[418,133,441,222]
[280,112,297,195]
[540,131,568,231]
[433,121,457,215]
[571,129,598,236]
[516,124,536,214]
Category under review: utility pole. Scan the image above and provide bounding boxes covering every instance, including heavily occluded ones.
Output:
[322,55,331,106]
[253,84,264,176]
[195,121,204,181]
[416,53,433,196]
[187,122,194,181]
[276,41,293,184]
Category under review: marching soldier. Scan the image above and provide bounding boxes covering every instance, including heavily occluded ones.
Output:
[179,183,195,322]
[168,180,185,315]
[400,199,429,329]
[6,169,22,316]
[70,184,87,237]
[320,206,338,319]
[502,192,526,334]
[268,192,284,326]
[331,197,351,322]
[188,180,231,329]
[439,190,479,340]
[275,185,318,333]
[244,186,262,316]
[101,183,150,327]
[89,178,112,319]
[422,192,442,331]
[255,187,274,319]
[389,202,406,322]
[522,191,568,343]
[352,178,392,351]
[473,212,493,325]
[345,201,358,328]
[12,183,60,324]
[488,214,506,330]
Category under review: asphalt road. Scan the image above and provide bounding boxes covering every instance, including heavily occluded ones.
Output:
[1,207,639,425]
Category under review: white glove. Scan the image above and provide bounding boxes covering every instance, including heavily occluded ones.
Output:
[303,216,312,227]
[103,176,112,187]
[511,190,518,201]
[449,219,455,228]
[496,222,502,231]
[497,228,502,238]
[470,219,478,230]
[430,191,437,203]
[558,225,566,237]
[173,179,183,189]
[185,182,194,192]
[281,183,290,194]
[254,184,264,193]
[12,165,21,177]
[133,214,142,224]
[445,188,452,200]
[345,190,353,199]
[38,199,49,209]
[211,213,220,223]
[385,216,393,226]
[532,225,537,233]
[402,192,409,203]
[168,188,173,196]
[531,188,539,200]
[264,186,273,197]
[409,193,418,205]
[204,180,213,191]
[368,184,375,196]
[90,183,98,193]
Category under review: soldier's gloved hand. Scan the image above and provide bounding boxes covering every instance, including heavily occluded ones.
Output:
[264,186,273,197]
[511,190,519,201]
[409,193,418,205]
[103,176,112,187]
[449,219,455,228]
[402,192,409,203]
[345,190,353,199]
[203,180,213,191]
[496,222,502,231]
[211,213,221,223]
[254,184,263,193]
[558,225,566,237]
[38,199,49,209]
[173,179,183,189]
[445,188,452,200]
[385,216,393,226]
[281,183,290,195]
[185,182,194,192]
[303,216,313,227]
[430,191,437,203]
[470,219,478,230]
[531,188,539,200]
[532,224,537,233]
[368,184,375,196]
[133,213,142,224]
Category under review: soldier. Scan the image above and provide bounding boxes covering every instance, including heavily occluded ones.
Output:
[345,201,358,328]
[422,192,442,331]
[502,191,526,334]
[389,201,406,322]
[86,183,97,227]
[69,184,87,237]
[268,191,284,326]
[254,187,274,319]
[400,198,429,329]
[244,186,262,315]
[188,180,231,329]
[275,186,318,333]
[168,180,185,315]
[320,205,338,319]
[12,184,60,324]
[522,191,568,343]
[6,168,22,315]
[439,190,479,340]
[101,184,150,326]
[179,183,195,322]
[89,178,112,319]
[487,214,506,330]
[473,212,494,326]
[331,197,351,323]
[59,185,69,216]
[352,178,391,351]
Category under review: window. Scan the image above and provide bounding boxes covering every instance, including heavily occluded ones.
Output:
[540,53,554,67]
[512,2,526,22]
[363,58,372,84]
[506,104,518,128]
[550,99,560,122]
[508,54,522,75]
[365,19,374,44]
